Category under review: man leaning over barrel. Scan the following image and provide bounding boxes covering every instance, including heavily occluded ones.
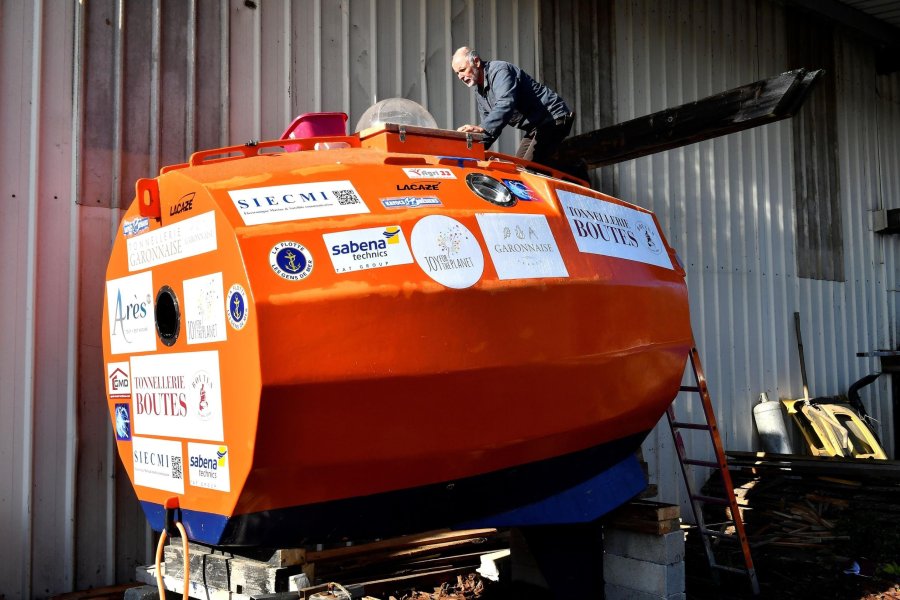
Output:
[451,46,579,176]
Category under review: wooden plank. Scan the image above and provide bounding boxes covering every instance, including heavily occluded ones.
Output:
[555,68,823,168]
[305,528,496,563]
[609,500,681,522]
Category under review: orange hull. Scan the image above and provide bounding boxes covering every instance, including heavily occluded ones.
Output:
[102,124,691,545]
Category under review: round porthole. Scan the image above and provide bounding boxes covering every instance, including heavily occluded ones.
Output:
[465,173,517,207]
[155,285,180,346]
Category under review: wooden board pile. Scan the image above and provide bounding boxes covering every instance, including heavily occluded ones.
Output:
[689,452,900,598]
[155,528,507,599]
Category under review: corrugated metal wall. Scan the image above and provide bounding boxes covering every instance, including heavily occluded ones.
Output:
[1,0,897,597]
[590,0,900,504]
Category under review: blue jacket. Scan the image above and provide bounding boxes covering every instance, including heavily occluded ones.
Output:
[474,60,571,148]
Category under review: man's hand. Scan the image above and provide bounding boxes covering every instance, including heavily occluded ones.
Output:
[457,124,485,134]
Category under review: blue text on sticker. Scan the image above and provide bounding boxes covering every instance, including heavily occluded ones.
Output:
[123,216,150,237]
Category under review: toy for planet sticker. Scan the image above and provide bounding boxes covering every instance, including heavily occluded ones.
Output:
[183,272,227,345]
[410,215,484,289]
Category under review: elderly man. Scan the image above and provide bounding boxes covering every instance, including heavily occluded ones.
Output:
[451,46,575,170]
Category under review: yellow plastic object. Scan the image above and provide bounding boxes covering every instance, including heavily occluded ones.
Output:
[781,399,886,459]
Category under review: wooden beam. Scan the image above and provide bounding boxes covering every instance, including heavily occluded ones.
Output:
[556,68,823,169]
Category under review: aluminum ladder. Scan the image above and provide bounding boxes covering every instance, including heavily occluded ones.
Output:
[666,346,760,595]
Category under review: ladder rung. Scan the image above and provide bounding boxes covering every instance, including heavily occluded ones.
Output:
[683,458,721,468]
[671,421,711,430]
[691,494,731,506]
[711,564,752,575]
[700,528,739,540]
[680,385,701,392]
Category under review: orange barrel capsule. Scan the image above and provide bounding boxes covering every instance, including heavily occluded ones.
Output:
[102,110,691,547]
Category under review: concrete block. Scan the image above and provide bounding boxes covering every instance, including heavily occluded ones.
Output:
[604,582,686,600]
[603,553,684,596]
[604,528,685,565]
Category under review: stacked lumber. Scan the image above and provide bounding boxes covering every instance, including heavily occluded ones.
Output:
[157,528,506,599]
[688,452,900,598]
[604,500,681,535]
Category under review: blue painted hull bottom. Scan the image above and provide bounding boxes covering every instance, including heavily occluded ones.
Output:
[140,430,649,547]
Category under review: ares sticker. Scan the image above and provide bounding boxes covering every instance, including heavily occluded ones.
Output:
[226,284,249,330]
[269,241,314,281]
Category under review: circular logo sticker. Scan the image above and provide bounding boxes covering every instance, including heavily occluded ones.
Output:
[191,371,215,421]
[635,222,662,255]
[502,179,534,201]
[411,215,484,289]
[269,241,314,281]
[226,284,249,330]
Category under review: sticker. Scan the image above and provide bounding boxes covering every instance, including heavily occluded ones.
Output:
[502,179,537,201]
[475,214,569,280]
[114,403,132,441]
[558,190,673,270]
[226,284,249,330]
[269,241,314,281]
[411,215,484,289]
[168,191,195,217]
[108,362,132,398]
[323,226,414,273]
[403,167,456,179]
[381,196,442,209]
[130,351,224,441]
[122,216,150,237]
[126,210,217,272]
[229,180,369,226]
[183,272,227,345]
[132,436,184,494]
[396,182,441,191]
[106,271,156,355]
[188,442,231,492]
